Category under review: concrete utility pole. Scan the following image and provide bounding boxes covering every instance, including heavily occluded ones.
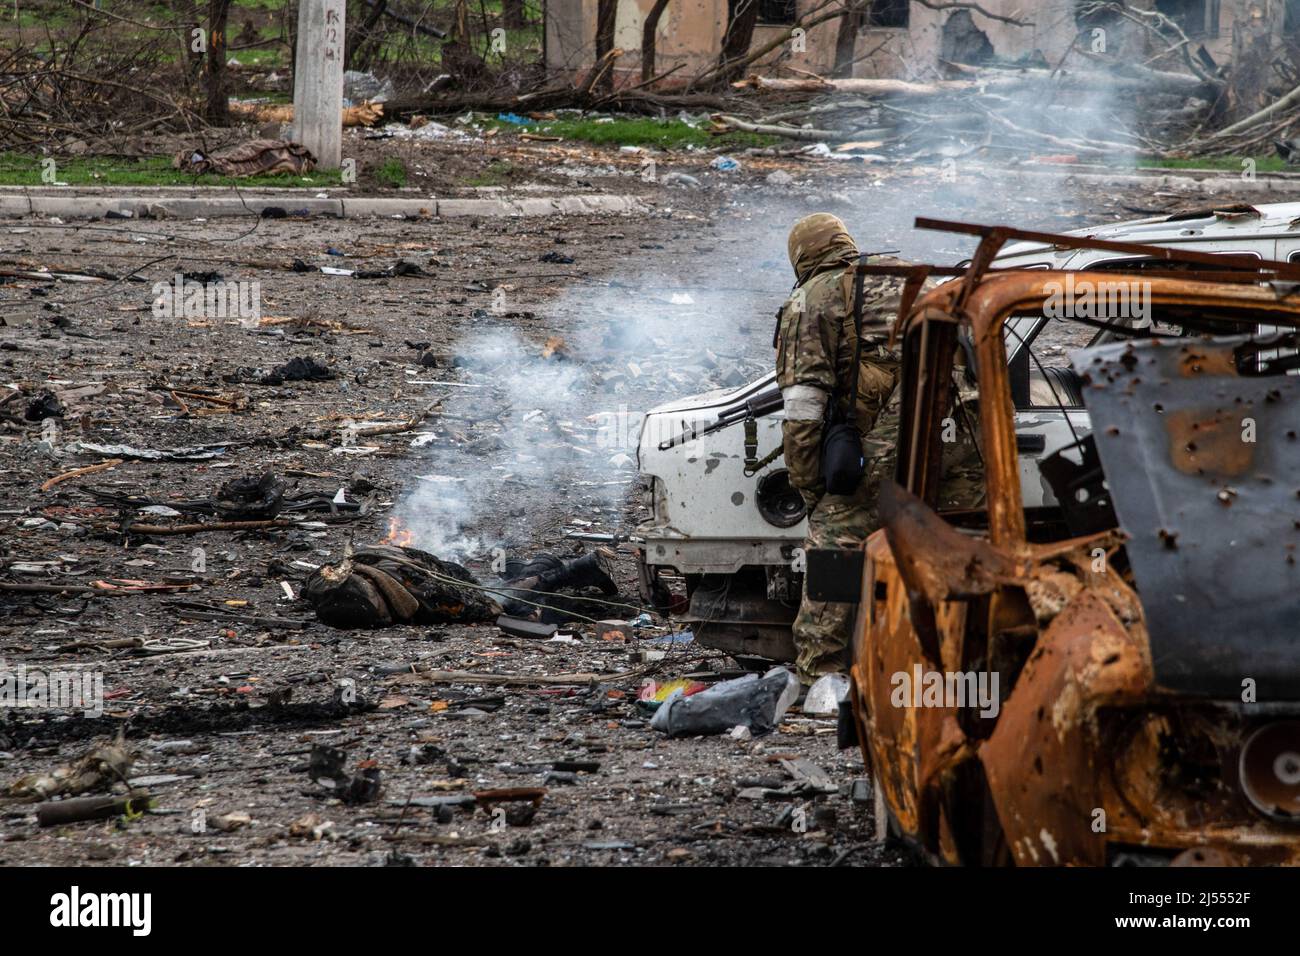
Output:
[292,0,345,169]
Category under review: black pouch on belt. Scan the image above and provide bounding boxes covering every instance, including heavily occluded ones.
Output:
[820,255,867,496]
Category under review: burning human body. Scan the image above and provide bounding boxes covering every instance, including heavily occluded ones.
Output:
[304,536,621,631]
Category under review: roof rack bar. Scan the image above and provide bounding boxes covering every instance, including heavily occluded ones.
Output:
[914,217,1300,280]
[853,264,968,277]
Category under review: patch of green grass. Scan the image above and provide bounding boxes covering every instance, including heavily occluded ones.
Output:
[229,46,285,67]
[485,115,778,150]
[9,5,72,29]
[464,159,515,187]
[0,152,329,187]
[1137,155,1289,173]
[374,157,408,188]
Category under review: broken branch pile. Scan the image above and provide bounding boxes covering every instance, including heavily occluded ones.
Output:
[0,16,202,148]
[716,63,1224,161]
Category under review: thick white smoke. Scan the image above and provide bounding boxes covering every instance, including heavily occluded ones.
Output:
[392,44,1151,564]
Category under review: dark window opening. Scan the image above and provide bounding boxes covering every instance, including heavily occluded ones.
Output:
[941,8,994,66]
[1154,0,1219,39]
[1086,252,1261,273]
[757,0,796,25]
[866,0,910,29]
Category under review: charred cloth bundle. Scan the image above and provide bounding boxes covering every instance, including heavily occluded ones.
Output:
[214,472,285,520]
[304,545,499,628]
[497,550,620,624]
[173,139,316,178]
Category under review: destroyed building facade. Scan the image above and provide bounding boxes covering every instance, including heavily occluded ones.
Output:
[545,0,1287,84]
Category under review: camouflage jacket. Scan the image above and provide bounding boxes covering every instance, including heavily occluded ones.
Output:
[775,259,902,502]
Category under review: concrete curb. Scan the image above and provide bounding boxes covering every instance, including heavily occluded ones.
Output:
[0,191,645,220]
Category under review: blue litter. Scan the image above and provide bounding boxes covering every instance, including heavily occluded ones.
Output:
[710,156,741,171]
[497,112,530,126]
[652,630,694,645]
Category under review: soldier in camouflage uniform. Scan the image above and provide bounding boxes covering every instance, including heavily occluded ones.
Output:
[775,213,904,685]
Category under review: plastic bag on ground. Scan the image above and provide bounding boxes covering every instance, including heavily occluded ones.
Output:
[650,667,799,738]
[802,673,849,716]
[344,70,395,103]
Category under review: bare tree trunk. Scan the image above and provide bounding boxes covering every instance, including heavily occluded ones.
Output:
[1227,4,1277,122]
[641,0,671,83]
[715,0,759,85]
[503,0,526,30]
[444,0,486,81]
[594,0,618,91]
[346,0,388,69]
[833,2,859,77]
[288,0,297,94]
[205,0,232,124]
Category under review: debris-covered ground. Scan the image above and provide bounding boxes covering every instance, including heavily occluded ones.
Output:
[0,155,1280,866]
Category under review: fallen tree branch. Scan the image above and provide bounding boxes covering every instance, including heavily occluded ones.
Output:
[759,97,880,123]
[359,0,448,40]
[388,88,737,117]
[734,75,980,95]
[41,458,124,492]
[111,519,297,535]
[945,60,1215,95]
[596,62,684,103]
[351,401,440,438]
[712,113,842,141]
[0,583,101,595]
[579,47,624,95]
[1208,81,1300,139]
[977,106,1113,156]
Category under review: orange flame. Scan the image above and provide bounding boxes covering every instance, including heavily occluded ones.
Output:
[381,516,414,547]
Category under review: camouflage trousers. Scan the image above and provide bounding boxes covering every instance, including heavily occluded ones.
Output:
[792,403,900,685]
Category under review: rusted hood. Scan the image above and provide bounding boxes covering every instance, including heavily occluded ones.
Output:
[1073,335,1300,699]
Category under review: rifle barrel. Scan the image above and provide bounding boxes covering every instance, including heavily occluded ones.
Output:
[656,388,784,451]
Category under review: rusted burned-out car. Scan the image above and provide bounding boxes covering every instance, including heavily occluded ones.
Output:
[823,221,1300,866]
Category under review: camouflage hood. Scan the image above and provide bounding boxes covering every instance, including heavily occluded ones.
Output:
[787,213,858,285]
